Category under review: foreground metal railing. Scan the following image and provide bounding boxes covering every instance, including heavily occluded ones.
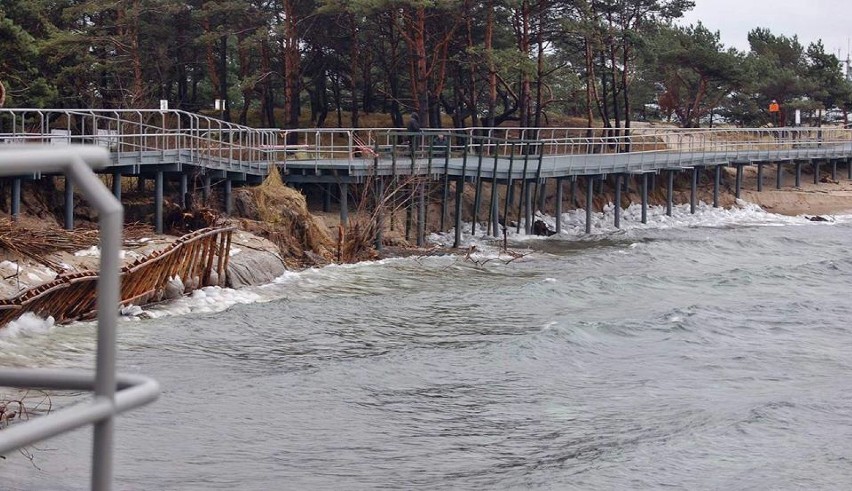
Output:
[0,146,159,491]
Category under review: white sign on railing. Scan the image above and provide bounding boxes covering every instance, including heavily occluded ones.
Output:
[96,129,119,149]
[50,129,71,145]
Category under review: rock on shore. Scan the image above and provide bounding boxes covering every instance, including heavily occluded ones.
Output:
[225,231,288,289]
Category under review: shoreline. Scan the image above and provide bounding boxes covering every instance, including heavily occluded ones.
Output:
[2,172,852,327]
[736,166,852,216]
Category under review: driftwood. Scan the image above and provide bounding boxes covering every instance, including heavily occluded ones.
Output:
[0,226,234,328]
[0,217,156,271]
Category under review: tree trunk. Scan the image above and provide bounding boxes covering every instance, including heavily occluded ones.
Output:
[486,0,497,128]
[348,13,360,128]
[219,35,230,121]
[608,42,620,130]
[622,41,631,131]
[412,7,429,125]
[599,51,611,128]
[282,0,301,136]
[584,39,596,131]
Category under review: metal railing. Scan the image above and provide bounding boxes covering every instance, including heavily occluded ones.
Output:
[0,146,160,491]
[0,109,278,174]
[2,112,852,179]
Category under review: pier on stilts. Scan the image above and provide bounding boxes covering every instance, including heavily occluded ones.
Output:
[3,109,852,245]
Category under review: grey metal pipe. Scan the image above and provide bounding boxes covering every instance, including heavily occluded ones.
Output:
[524,181,533,235]
[202,175,211,204]
[490,184,499,237]
[340,182,349,227]
[691,167,698,214]
[777,162,783,189]
[112,171,122,200]
[615,174,622,228]
[735,164,743,198]
[323,184,332,213]
[453,177,464,247]
[224,178,233,215]
[714,165,721,207]
[65,175,75,230]
[155,171,163,234]
[11,177,21,217]
[570,177,577,208]
[555,177,564,234]
[667,170,674,216]
[585,176,594,234]
[68,156,124,491]
[417,181,426,247]
[180,174,188,209]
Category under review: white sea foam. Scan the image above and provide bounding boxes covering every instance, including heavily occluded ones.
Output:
[0,313,55,339]
[428,201,827,248]
[137,286,264,319]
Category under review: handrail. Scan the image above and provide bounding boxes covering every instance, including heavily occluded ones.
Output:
[0,145,159,491]
[2,110,852,178]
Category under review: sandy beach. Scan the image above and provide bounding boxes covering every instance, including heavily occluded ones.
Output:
[736,165,852,216]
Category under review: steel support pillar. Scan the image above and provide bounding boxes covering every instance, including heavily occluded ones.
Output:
[832,160,838,181]
[555,177,564,234]
[524,181,533,235]
[814,161,820,184]
[714,165,721,207]
[323,184,332,212]
[757,163,764,192]
[180,173,188,209]
[375,178,384,251]
[472,177,483,235]
[666,170,674,216]
[65,176,74,230]
[154,171,163,234]
[615,174,623,228]
[339,182,349,227]
[585,176,594,234]
[641,173,648,224]
[224,178,232,216]
[490,179,499,237]
[795,162,802,188]
[112,172,122,200]
[417,181,426,247]
[776,162,783,189]
[691,167,698,214]
[570,177,577,208]
[453,177,464,247]
[11,178,21,218]
[735,164,743,198]
[202,175,211,204]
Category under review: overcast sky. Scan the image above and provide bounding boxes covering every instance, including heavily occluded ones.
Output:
[680,0,852,58]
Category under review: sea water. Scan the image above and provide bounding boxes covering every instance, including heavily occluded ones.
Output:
[3,202,852,490]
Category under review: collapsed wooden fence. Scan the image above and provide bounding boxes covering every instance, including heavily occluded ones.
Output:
[0,226,234,327]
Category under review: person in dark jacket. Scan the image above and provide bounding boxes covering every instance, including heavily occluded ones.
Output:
[407,112,421,133]
[406,112,421,154]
